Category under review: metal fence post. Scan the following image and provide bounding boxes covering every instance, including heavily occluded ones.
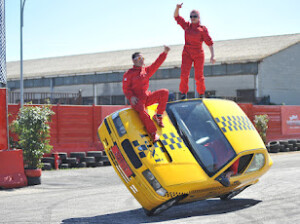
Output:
[0,0,10,150]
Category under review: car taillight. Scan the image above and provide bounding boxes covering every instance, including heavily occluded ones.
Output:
[111,145,133,178]
[142,169,167,197]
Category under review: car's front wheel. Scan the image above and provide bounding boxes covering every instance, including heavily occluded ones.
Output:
[143,194,188,216]
[219,186,250,201]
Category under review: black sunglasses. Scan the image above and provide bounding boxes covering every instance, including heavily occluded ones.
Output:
[190,15,198,18]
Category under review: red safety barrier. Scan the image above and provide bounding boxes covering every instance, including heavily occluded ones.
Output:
[0,88,8,150]
[0,149,27,188]
[8,104,129,155]
[7,103,300,154]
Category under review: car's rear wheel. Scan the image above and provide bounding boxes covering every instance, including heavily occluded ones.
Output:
[219,186,249,201]
[143,194,187,216]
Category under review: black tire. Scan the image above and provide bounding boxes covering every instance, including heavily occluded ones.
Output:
[86,151,103,159]
[143,194,188,216]
[56,153,67,161]
[269,141,280,153]
[65,157,77,167]
[94,161,104,167]
[41,157,55,167]
[220,186,249,201]
[296,143,300,148]
[297,140,300,143]
[84,156,96,164]
[59,163,69,169]
[269,141,279,147]
[287,143,295,151]
[266,145,270,152]
[281,147,290,152]
[288,139,297,145]
[279,145,285,152]
[294,147,298,151]
[77,162,87,168]
[42,162,52,170]
[279,140,289,147]
[70,152,86,161]
[27,176,41,186]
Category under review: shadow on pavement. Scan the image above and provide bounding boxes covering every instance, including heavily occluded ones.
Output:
[62,198,261,224]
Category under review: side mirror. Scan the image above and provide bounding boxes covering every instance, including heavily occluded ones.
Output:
[215,173,230,187]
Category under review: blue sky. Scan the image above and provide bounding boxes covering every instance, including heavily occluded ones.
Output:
[5,0,300,62]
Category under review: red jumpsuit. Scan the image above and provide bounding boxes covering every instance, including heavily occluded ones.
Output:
[122,52,169,134]
[175,16,214,95]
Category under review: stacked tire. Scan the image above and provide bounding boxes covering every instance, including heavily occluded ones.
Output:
[268,141,280,153]
[41,150,110,170]
[86,151,111,167]
[41,157,55,170]
[267,139,300,153]
[57,153,70,169]
[70,152,87,168]
[87,151,103,167]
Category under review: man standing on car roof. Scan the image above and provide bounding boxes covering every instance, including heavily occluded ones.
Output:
[122,46,170,142]
[174,3,215,99]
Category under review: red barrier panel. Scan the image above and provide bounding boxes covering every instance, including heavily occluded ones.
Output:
[238,103,253,120]
[48,105,128,155]
[0,88,8,150]
[0,149,27,188]
[7,103,300,153]
[281,106,300,135]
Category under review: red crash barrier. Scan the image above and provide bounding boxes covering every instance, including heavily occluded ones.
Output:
[8,104,129,155]
[239,104,300,142]
[0,88,8,150]
[7,103,300,154]
[0,149,27,188]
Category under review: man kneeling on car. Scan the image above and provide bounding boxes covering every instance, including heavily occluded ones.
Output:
[122,46,170,142]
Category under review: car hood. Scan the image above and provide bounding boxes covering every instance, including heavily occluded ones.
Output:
[119,108,209,187]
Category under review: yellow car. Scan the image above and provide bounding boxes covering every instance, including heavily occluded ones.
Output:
[98,99,272,216]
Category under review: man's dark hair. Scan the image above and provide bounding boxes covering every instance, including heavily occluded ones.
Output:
[132,52,140,60]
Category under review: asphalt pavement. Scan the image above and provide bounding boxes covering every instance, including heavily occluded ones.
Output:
[1,152,300,224]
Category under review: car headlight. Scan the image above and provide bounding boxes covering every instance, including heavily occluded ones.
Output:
[245,153,265,173]
[112,112,126,137]
[142,169,167,196]
[156,188,168,197]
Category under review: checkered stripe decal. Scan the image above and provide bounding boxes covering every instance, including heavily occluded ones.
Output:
[215,115,255,133]
[154,132,185,151]
[131,132,185,161]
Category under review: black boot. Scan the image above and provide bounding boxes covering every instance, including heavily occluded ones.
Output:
[180,93,187,100]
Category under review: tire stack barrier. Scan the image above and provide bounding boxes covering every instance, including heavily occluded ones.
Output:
[41,151,111,170]
[267,139,300,153]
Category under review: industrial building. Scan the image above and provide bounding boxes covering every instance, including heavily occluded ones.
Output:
[6,33,300,105]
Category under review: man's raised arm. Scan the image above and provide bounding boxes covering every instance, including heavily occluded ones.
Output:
[146,46,170,78]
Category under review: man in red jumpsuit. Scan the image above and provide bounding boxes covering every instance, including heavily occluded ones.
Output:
[122,46,170,142]
[174,3,216,99]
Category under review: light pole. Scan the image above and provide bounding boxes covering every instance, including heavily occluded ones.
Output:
[20,0,26,107]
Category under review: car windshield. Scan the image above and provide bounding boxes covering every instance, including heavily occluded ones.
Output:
[167,100,236,176]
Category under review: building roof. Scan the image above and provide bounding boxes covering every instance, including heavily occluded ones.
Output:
[7,33,300,80]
